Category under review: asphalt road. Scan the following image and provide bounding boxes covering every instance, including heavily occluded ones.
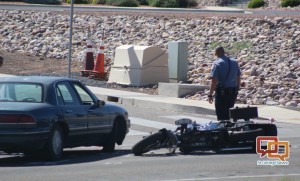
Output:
[0,105,299,181]
[0,3,245,14]
[249,9,300,17]
[1,3,300,17]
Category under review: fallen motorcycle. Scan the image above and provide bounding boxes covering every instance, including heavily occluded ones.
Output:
[132,106,277,155]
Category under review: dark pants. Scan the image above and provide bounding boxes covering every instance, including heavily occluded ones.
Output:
[214,87,238,121]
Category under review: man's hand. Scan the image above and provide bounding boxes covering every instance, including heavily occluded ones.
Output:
[208,95,213,104]
[208,77,217,104]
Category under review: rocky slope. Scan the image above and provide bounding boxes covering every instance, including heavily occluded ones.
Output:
[0,10,299,107]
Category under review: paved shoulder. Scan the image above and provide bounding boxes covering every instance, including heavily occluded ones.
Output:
[88,86,300,124]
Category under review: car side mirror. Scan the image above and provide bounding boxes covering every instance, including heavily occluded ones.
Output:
[96,100,105,107]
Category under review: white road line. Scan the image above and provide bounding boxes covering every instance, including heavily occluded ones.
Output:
[128,115,218,136]
[127,117,178,136]
[155,173,300,181]
[160,115,213,124]
[128,115,213,136]
[128,129,148,136]
[130,117,177,130]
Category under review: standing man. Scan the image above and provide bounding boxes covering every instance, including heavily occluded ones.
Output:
[208,47,241,121]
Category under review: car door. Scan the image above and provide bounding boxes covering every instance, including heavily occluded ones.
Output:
[71,82,112,134]
[56,81,88,136]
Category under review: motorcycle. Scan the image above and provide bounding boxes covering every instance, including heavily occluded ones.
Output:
[132,107,277,156]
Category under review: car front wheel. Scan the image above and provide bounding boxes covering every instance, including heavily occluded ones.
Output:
[45,125,64,160]
[102,122,117,153]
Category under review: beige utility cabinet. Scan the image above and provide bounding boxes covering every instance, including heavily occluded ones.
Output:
[108,45,169,86]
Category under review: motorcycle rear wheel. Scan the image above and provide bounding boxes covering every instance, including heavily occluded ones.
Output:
[179,147,193,154]
[248,124,277,136]
[132,132,165,156]
[228,128,264,143]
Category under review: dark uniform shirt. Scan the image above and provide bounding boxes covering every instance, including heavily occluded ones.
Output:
[210,55,241,88]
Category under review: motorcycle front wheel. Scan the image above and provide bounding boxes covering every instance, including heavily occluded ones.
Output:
[132,132,165,156]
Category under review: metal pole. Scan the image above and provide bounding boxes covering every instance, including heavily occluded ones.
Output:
[68,0,74,78]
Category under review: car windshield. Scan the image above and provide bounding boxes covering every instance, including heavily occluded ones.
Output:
[0,82,42,102]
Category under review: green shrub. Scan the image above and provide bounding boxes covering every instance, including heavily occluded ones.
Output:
[66,0,89,4]
[0,0,24,1]
[281,0,300,7]
[106,0,139,6]
[247,0,265,8]
[24,0,62,4]
[179,0,198,7]
[90,0,106,4]
[148,0,198,7]
[227,41,253,56]
[208,41,253,57]
[137,0,148,5]
[148,0,179,7]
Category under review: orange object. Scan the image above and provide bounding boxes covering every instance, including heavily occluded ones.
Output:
[89,41,107,80]
[93,41,105,74]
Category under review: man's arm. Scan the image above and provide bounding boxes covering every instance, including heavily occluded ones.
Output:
[208,77,217,103]
[236,61,242,89]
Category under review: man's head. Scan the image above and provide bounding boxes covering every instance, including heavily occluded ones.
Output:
[215,47,225,58]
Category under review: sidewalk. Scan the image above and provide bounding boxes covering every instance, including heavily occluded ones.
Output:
[0,73,298,124]
[87,86,300,125]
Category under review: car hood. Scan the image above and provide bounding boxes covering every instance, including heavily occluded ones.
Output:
[104,102,127,113]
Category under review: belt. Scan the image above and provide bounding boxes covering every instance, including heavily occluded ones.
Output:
[224,87,237,91]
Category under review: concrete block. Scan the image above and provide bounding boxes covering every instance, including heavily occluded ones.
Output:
[108,45,169,86]
[168,41,189,83]
[158,82,209,98]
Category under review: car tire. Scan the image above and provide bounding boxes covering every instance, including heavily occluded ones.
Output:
[132,132,165,156]
[102,122,117,153]
[45,125,64,160]
[116,119,127,145]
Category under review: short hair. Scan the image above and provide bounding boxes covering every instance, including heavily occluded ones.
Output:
[215,47,225,54]
[0,56,3,64]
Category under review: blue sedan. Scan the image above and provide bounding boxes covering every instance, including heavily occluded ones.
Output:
[0,76,130,160]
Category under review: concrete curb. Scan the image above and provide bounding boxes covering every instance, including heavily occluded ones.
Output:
[88,86,300,124]
[124,96,216,115]
[88,84,217,116]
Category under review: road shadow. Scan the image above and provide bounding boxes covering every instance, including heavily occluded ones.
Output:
[136,152,179,157]
[137,149,256,157]
[0,148,132,167]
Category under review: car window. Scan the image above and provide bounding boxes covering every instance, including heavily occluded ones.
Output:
[73,82,94,105]
[0,83,42,102]
[56,87,64,105]
[56,82,80,106]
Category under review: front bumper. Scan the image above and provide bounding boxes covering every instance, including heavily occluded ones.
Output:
[126,118,131,134]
